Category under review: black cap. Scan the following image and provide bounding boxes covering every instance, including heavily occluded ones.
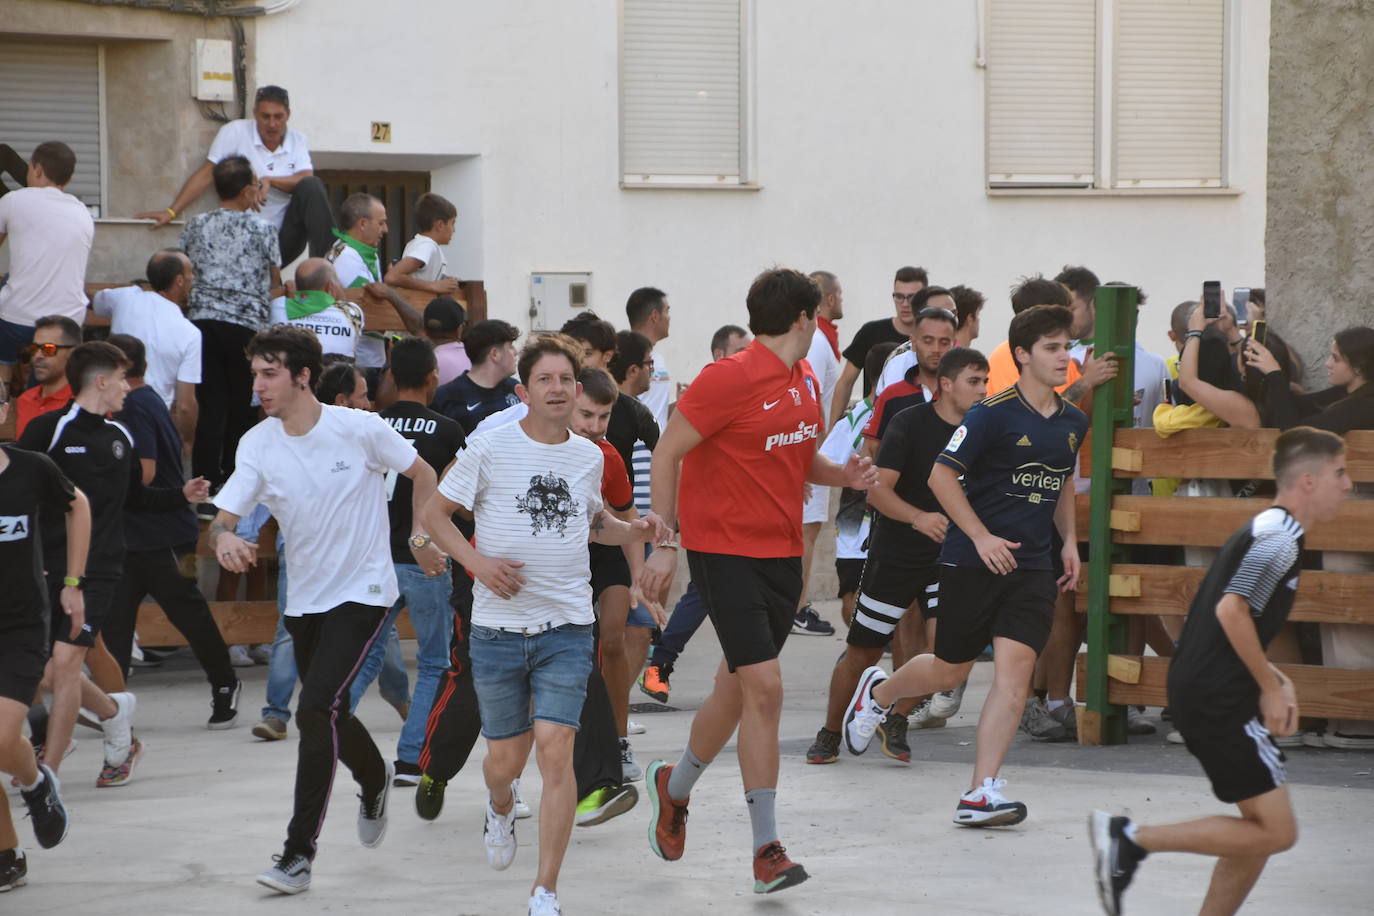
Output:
[424,296,466,334]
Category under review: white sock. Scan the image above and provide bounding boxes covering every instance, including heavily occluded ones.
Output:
[1046,698,1068,712]
[18,771,43,792]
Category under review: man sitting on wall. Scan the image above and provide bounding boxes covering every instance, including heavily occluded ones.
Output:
[136,85,334,264]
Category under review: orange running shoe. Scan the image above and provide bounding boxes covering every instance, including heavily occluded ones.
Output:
[753,842,809,894]
[638,665,671,704]
[646,760,688,861]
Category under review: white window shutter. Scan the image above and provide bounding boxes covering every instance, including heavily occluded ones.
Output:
[986,0,1097,187]
[1113,0,1225,187]
[621,0,744,185]
[0,42,101,212]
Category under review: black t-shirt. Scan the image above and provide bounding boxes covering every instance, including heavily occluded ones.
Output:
[1168,507,1305,717]
[871,402,956,565]
[841,318,909,395]
[381,400,466,564]
[432,372,520,435]
[17,403,186,578]
[117,386,199,552]
[606,392,660,488]
[0,446,76,625]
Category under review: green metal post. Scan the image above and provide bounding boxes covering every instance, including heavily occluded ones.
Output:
[1083,283,1138,745]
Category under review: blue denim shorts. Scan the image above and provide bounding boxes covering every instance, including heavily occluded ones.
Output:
[469,622,594,739]
[0,317,36,366]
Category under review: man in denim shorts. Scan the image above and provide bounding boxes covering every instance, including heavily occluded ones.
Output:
[421,333,663,916]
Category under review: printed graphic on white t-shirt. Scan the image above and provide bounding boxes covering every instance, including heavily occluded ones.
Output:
[268,296,361,359]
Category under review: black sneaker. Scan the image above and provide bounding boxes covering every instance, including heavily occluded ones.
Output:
[393,760,422,787]
[0,848,26,892]
[415,774,446,821]
[805,727,841,764]
[877,712,911,763]
[19,764,68,849]
[1089,810,1146,916]
[791,605,835,637]
[208,680,241,730]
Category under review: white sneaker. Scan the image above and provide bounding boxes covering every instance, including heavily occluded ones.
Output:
[620,738,643,782]
[953,777,1027,827]
[909,698,947,729]
[512,778,532,819]
[483,796,518,870]
[249,644,273,665]
[99,692,136,766]
[528,885,562,915]
[929,679,968,719]
[1165,729,1185,745]
[842,666,892,755]
[228,645,255,668]
[627,718,647,735]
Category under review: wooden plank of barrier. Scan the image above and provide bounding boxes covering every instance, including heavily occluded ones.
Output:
[137,602,415,647]
[1074,564,1374,626]
[1081,427,1374,483]
[1099,495,1374,552]
[1075,654,1374,721]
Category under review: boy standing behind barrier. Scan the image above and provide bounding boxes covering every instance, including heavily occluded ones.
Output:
[1090,427,1351,916]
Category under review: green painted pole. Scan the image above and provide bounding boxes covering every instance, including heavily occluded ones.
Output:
[1083,283,1137,745]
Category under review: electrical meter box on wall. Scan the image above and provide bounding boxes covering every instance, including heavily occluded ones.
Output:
[193,39,235,102]
[529,272,592,331]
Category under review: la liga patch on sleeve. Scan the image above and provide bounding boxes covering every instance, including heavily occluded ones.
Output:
[947,425,968,452]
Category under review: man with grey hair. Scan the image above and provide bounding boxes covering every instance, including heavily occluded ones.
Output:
[269,259,363,361]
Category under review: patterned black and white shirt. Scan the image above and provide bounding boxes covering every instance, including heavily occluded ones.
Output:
[181,209,281,330]
[1168,506,1305,715]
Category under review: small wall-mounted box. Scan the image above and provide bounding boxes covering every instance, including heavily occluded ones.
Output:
[193,39,235,103]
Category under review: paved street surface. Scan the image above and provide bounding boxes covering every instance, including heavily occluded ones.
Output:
[12,599,1371,915]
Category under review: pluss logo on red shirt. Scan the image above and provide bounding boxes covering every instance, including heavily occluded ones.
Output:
[765,421,820,452]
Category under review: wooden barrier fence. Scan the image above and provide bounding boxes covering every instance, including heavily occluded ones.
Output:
[1074,426,1374,740]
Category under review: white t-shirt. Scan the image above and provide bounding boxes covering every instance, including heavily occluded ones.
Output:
[91,286,202,408]
[472,400,528,436]
[205,119,313,229]
[437,421,604,629]
[327,243,387,368]
[638,348,673,430]
[400,234,445,282]
[215,405,417,616]
[806,328,841,425]
[0,186,94,325]
[268,296,361,359]
[819,398,875,559]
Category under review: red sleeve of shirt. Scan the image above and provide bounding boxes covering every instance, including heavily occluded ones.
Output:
[674,358,744,440]
[862,387,893,440]
[596,439,634,511]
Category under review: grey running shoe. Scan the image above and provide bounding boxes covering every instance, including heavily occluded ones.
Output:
[1126,706,1156,736]
[252,716,287,741]
[256,853,311,895]
[1021,698,1070,743]
[357,761,393,848]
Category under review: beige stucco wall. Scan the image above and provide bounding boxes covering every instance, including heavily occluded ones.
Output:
[2,0,256,280]
[1265,0,1373,385]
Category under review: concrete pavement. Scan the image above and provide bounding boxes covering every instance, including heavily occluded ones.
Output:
[10,599,1371,915]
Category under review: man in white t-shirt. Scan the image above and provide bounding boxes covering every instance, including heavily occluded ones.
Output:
[136,86,334,264]
[208,325,441,896]
[0,141,94,383]
[794,271,844,636]
[327,193,423,370]
[421,334,663,916]
[268,259,362,361]
[91,250,201,441]
[626,287,673,430]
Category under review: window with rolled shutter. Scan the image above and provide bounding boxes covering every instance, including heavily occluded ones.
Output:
[0,41,102,213]
[620,0,748,186]
[1113,0,1225,188]
[986,0,1098,187]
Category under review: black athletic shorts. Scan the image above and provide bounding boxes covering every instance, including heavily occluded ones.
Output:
[0,622,48,704]
[835,558,865,599]
[47,574,118,648]
[687,550,802,673]
[589,543,632,601]
[1171,708,1287,804]
[933,565,1059,664]
[847,554,939,649]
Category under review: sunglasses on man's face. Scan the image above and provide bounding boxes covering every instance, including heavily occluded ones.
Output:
[28,342,75,358]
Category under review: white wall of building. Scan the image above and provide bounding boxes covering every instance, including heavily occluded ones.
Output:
[256,0,1269,383]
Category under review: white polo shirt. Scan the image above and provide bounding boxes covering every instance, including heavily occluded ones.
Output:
[206,119,313,229]
[0,186,94,326]
[91,286,202,408]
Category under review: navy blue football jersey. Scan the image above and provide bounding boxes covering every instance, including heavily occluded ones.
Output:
[934,385,1088,570]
